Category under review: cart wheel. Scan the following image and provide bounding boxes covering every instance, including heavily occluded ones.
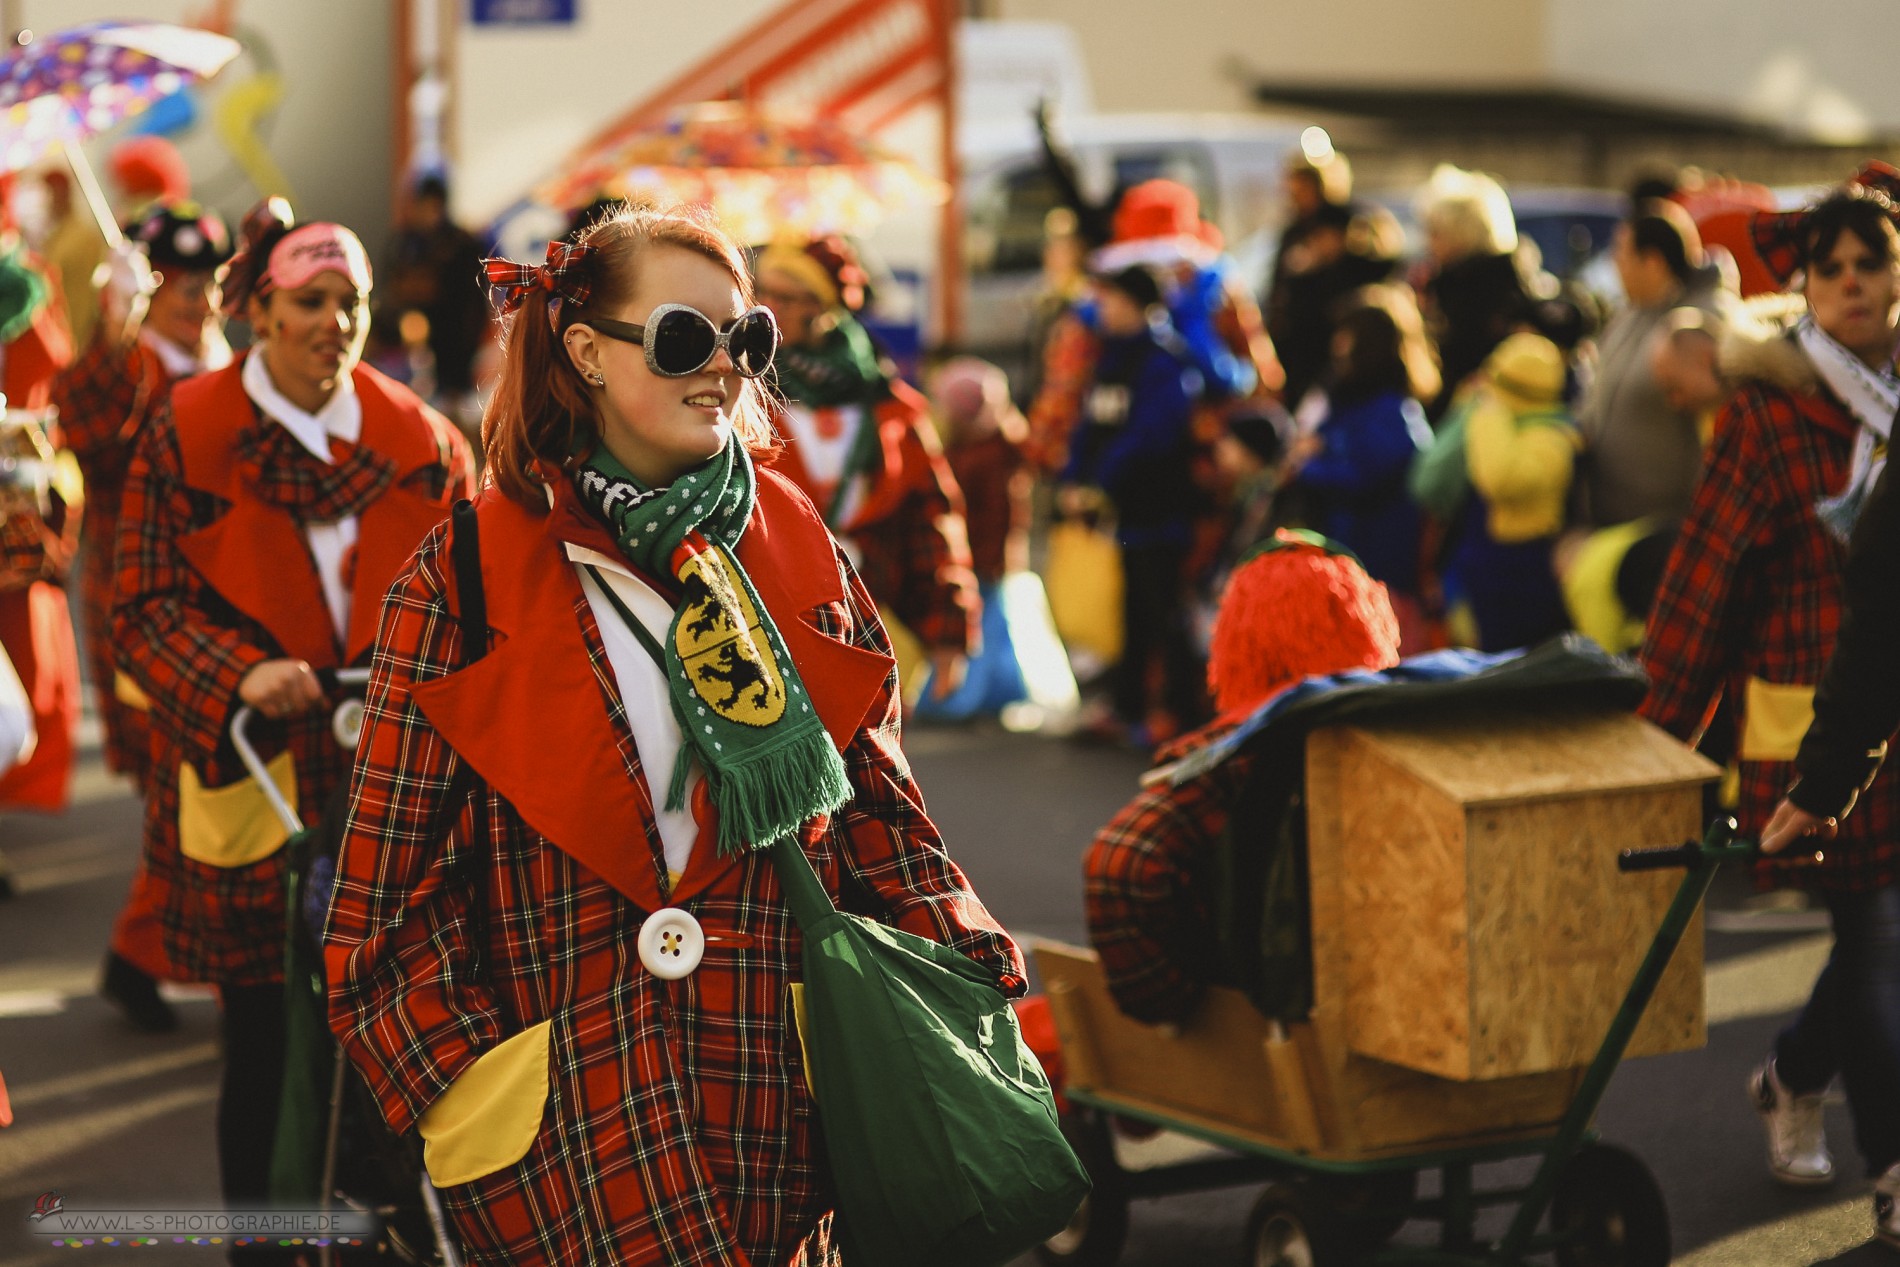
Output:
[1549,1143,1670,1267]
[1307,1168,1417,1251]
[1037,1111,1128,1267]
[1244,1183,1342,1267]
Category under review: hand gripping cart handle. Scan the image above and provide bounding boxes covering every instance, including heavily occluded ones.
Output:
[232,667,466,1267]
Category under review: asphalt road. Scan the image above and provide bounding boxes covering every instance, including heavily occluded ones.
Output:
[0,717,1891,1266]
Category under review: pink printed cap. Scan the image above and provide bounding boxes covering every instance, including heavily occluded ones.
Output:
[263,223,374,296]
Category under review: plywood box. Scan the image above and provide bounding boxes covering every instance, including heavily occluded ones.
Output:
[1307,708,1720,1082]
[1035,941,1590,1161]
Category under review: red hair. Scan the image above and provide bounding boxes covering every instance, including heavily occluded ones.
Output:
[482,201,774,507]
[1207,534,1400,718]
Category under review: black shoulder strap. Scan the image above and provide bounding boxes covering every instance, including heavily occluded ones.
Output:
[450,499,487,665]
[446,498,493,994]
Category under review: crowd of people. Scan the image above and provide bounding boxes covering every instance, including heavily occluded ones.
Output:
[3,121,1900,1259]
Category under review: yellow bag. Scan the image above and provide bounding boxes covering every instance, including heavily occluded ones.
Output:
[1043,521,1123,668]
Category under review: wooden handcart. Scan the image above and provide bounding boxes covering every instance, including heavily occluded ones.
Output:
[1035,708,1730,1266]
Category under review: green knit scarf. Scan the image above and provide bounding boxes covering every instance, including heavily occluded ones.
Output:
[574,439,852,855]
[773,312,891,524]
[0,243,51,346]
[771,311,888,408]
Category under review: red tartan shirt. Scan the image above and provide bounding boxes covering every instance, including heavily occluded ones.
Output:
[1639,335,1900,890]
[1084,722,1254,1025]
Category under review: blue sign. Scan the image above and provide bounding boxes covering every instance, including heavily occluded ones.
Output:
[470,0,576,25]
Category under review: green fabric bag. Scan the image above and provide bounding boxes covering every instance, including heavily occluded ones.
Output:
[1409,392,1474,521]
[772,839,1090,1267]
[270,823,333,1204]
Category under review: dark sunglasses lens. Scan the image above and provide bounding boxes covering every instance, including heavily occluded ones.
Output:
[729,310,778,377]
[650,308,717,376]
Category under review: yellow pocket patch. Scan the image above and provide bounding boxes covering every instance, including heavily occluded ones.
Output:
[178,751,297,868]
[788,982,814,1094]
[419,1020,552,1187]
[113,671,153,712]
[878,605,927,707]
[1740,677,1816,763]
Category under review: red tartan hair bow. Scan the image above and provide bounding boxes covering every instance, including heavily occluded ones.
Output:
[483,239,595,330]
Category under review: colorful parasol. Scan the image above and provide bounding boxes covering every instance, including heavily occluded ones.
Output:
[1,22,241,175]
[536,101,947,243]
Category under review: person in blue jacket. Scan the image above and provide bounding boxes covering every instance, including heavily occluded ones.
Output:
[1059,264,1207,744]
[1281,292,1437,647]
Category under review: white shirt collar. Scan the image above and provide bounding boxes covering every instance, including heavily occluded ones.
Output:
[564,541,635,579]
[141,328,233,380]
[240,349,362,464]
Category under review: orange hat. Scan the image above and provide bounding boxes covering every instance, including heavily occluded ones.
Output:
[1112,179,1203,243]
[1095,179,1223,271]
[1207,531,1400,719]
[110,137,190,205]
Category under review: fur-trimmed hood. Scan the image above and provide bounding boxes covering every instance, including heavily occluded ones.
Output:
[1719,297,1815,394]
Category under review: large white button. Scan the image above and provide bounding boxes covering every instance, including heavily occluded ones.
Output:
[332,698,366,750]
[638,908,705,979]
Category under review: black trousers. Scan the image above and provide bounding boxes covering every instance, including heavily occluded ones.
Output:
[218,982,298,1263]
[1113,539,1206,728]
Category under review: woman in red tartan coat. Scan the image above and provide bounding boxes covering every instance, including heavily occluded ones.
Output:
[113,201,473,1254]
[1639,184,1900,1222]
[52,202,237,1029]
[325,204,1024,1266]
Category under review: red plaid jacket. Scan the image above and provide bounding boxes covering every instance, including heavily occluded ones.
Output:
[115,358,472,982]
[51,333,174,780]
[1084,722,1253,1025]
[1640,333,1900,890]
[767,380,979,655]
[324,470,1023,1267]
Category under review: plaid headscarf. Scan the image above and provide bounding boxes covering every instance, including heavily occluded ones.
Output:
[484,240,594,331]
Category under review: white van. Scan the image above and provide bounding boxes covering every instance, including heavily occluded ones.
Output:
[958,114,1304,361]
[944,22,1306,370]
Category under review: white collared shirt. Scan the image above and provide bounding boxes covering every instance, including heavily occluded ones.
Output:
[568,543,702,878]
[240,351,364,644]
[777,402,869,528]
[140,328,233,380]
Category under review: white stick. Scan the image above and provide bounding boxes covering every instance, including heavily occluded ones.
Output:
[59,137,123,250]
